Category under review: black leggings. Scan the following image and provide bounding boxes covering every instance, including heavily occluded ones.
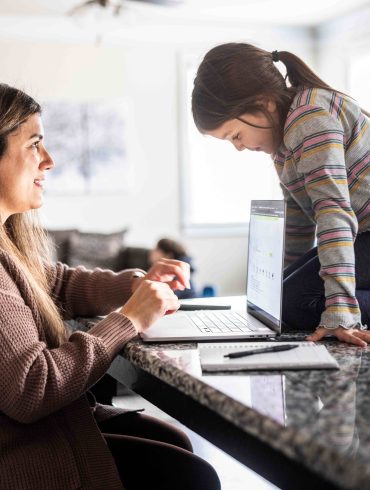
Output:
[98,412,221,490]
[282,230,370,330]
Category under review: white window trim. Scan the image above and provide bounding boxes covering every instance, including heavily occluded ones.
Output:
[177,50,282,237]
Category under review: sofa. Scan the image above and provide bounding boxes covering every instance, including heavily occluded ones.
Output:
[46,228,151,272]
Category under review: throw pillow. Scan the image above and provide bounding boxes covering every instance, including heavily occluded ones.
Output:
[68,229,127,271]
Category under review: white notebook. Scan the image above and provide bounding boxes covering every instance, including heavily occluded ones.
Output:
[199,342,339,372]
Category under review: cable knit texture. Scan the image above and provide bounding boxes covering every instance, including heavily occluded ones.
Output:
[0,250,140,489]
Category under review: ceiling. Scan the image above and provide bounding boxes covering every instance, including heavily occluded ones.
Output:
[1,0,369,26]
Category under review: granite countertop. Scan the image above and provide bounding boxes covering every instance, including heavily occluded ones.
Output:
[118,338,370,490]
[73,299,370,490]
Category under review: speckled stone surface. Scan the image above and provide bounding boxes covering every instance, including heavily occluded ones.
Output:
[74,316,370,489]
[117,339,370,489]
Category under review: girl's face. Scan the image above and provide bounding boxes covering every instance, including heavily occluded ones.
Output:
[0,113,54,221]
[205,102,278,155]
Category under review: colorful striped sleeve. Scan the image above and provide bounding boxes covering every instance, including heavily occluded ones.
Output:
[284,105,361,329]
[280,185,316,267]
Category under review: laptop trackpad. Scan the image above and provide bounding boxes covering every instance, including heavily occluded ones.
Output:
[141,313,195,341]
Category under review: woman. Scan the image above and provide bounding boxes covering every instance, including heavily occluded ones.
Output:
[192,42,370,347]
[0,83,220,489]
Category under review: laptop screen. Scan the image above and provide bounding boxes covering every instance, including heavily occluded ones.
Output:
[246,200,285,333]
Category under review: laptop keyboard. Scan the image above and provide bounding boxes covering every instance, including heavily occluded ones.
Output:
[187,311,313,339]
[190,311,268,334]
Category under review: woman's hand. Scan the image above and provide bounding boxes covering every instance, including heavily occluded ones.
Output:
[120,279,180,333]
[307,326,370,347]
[133,259,191,293]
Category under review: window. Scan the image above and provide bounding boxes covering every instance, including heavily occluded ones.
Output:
[179,54,282,236]
[349,52,370,110]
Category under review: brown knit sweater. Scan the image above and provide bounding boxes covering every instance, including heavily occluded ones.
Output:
[0,250,140,489]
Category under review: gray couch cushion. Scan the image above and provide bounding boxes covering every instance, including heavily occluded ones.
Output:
[47,229,79,263]
[68,229,127,270]
[118,246,150,272]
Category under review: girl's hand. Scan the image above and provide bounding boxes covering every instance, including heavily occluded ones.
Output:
[144,258,191,292]
[307,326,370,347]
[120,279,180,333]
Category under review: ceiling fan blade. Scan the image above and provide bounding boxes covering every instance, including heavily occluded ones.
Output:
[67,0,184,19]
[129,0,184,5]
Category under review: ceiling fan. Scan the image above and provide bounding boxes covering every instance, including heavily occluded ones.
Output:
[68,0,184,17]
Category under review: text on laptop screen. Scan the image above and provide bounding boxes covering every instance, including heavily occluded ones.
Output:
[246,201,285,330]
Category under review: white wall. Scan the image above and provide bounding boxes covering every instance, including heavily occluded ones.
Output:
[315,4,370,92]
[0,16,315,295]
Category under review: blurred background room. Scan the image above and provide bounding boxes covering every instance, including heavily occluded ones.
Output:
[2,0,370,297]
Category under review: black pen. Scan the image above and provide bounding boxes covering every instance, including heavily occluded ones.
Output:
[179,304,231,311]
[224,344,299,359]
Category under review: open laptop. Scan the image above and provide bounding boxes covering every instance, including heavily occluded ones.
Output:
[141,200,285,342]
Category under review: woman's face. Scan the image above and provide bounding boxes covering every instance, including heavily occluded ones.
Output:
[205,103,278,155]
[0,113,54,221]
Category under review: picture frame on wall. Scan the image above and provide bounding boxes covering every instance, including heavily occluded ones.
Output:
[41,99,132,194]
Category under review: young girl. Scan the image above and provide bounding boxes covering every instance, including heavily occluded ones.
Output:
[0,83,220,490]
[192,42,370,347]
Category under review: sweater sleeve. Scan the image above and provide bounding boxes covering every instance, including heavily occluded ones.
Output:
[46,263,146,319]
[0,286,137,424]
[284,105,361,329]
[280,184,316,267]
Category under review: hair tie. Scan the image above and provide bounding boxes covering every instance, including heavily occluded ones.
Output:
[272,50,279,62]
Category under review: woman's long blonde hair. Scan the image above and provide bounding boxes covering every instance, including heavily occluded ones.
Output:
[0,84,67,348]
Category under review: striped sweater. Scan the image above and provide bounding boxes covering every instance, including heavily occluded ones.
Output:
[274,87,370,330]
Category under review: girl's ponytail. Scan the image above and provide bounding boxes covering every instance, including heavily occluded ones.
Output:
[275,50,333,91]
[275,50,370,117]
